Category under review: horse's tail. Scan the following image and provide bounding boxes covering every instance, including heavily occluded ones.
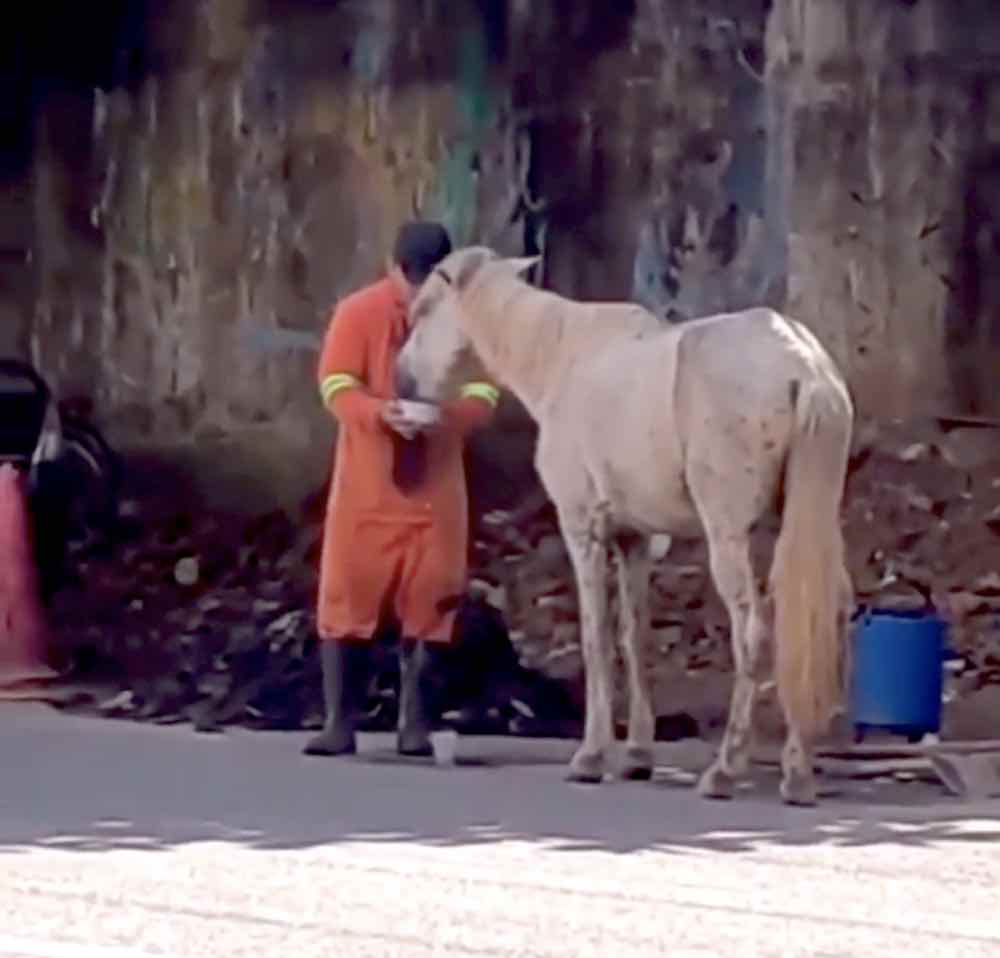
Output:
[769,375,853,742]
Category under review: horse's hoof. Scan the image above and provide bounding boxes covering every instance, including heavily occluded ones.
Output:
[780,772,818,807]
[697,763,735,800]
[621,747,654,781]
[567,749,606,784]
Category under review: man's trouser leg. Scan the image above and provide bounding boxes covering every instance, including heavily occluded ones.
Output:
[303,638,369,757]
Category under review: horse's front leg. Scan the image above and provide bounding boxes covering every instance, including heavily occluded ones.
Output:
[613,534,655,780]
[562,522,614,784]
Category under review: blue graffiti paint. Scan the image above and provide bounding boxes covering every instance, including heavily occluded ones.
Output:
[345,0,393,87]
[429,20,497,245]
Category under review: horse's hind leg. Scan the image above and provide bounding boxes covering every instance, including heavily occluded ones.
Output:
[695,526,768,800]
[561,512,615,784]
[612,534,654,780]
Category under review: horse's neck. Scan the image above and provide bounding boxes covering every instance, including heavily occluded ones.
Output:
[463,275,660,417]
[463,276,580,416]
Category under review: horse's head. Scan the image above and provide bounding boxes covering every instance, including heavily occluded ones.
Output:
[396,246,538,401]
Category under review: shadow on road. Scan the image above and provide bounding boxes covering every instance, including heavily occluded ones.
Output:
[1,704,998,857]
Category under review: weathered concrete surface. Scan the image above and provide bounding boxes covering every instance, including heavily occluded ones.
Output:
[18,0,545,510]
[0,0,776,510]
[2,702,1000,957]
[3,1,1000,507]
[769,0,1000,418]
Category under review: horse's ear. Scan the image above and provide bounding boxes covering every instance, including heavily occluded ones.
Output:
[453,249,493,290]
[504,256,540,277]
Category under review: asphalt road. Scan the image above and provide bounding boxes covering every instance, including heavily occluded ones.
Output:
[1,702,998,957]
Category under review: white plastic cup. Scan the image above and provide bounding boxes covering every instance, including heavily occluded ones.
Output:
[431,729,458,767]
[397,400,441,428]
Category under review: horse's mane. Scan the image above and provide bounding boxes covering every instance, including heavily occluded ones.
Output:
[459,262,662,409]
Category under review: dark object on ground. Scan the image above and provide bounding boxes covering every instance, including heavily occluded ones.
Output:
[352,596,585,739]
[56,400,124,553]
[0,361,122,604]
[444,596,585,738]
[358,598,700,743]
[654,712,700,741]
[0,360,50,465]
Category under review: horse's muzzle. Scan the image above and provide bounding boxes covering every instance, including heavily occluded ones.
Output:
[395,367,418,400]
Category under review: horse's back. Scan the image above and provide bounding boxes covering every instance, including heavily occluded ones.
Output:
[676,307,846,396]
[534,302,847,535]
[672,307,848,508]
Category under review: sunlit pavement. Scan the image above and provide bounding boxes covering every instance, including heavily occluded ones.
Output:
[1,702,998,957]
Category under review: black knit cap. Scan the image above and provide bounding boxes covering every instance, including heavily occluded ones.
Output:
[393,221,453,284]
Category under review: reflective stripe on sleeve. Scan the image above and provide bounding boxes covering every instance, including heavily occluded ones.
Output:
[320,373,360,405]
[459,382,500,407]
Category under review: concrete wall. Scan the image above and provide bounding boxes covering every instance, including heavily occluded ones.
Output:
[769,0,1000,418]
[1,0,998,511]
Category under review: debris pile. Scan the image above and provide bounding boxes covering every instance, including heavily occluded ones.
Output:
[468,418,1000,700]
[843,419,1000,688]
[468,490,732,716]
[49,507,324,730]
[45,416,1000,732]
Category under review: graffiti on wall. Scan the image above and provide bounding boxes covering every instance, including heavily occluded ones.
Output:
[630,22,786,322]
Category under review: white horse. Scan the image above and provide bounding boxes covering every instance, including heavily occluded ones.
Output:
[397,247,854,805]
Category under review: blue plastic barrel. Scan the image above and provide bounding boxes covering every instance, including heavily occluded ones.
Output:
[850,608,952,741]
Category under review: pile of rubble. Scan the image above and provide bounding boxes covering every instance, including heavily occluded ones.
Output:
[843,418,1000,687]
[468,417,1000,705]
[468,490,732,717]
[45,416,1000,732]
[48,506,325,730]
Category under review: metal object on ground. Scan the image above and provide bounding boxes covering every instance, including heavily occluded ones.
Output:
[754,740,1000,800]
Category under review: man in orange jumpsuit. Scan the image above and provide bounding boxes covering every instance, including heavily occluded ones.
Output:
[306,222,499,757]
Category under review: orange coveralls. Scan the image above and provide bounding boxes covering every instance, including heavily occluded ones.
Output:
[316,274,498,644]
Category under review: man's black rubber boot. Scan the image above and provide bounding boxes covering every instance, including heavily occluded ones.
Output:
[303,640,364,756]
[397,640,440,757]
